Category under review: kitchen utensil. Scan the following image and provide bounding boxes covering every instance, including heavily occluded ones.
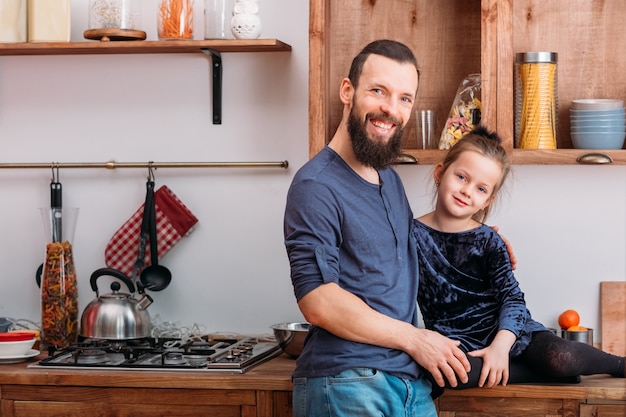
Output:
[80,268,153,340]
[600,281,626,356]
[270,322,310,358]
[140,180,172,292]
[36,174,63,287]
[130,179,154,290]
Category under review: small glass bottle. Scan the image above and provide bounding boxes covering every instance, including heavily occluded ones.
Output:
[514,52,558,149]
[158,0,194,40]
[0,0,27,42]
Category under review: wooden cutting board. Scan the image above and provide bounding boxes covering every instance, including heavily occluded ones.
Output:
[600,281,626,356]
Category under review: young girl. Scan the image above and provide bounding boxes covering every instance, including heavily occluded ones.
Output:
[414,126,625,392]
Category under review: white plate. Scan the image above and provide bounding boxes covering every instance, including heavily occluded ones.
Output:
[0,349,40,364]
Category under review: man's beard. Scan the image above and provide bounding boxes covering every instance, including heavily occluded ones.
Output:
[347,108,404,170]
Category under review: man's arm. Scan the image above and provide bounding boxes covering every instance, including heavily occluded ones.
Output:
[298,282,471,387]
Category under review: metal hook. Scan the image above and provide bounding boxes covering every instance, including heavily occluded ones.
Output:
[147,161,155,182]
[51,162,60,183]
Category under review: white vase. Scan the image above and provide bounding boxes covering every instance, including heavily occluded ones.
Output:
[230,13,261,39]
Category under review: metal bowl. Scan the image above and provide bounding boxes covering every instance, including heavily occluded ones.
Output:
[270,322,310,358]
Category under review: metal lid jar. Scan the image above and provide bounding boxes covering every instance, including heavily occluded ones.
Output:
[85,0,146,41]
[514,52,558,149]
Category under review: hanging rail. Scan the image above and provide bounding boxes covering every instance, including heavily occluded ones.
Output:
[0,160,289,170]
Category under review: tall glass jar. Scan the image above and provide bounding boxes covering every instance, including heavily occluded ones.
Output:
[40,207,79,349]
[204,0,233,39]
[514,52,558,149]
[158,0,194,40]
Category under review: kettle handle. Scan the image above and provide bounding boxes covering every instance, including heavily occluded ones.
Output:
[90,268,136,295]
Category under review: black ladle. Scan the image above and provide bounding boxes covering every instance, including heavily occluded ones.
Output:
[140,182,171,292]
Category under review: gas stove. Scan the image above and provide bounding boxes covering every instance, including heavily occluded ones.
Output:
[29,335,282,373]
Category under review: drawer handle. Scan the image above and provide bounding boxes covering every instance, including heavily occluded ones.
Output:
[576,153,613,164]
[394,154,418,164]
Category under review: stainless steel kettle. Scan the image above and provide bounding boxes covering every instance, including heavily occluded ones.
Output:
[79,268,153,340]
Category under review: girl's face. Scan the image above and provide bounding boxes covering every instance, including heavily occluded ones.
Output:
[434,150,502,222]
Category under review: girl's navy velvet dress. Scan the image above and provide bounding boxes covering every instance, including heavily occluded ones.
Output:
[413,221,547,357]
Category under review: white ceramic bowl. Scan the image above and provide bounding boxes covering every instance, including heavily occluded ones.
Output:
[571,131,626,149]
[571,99,624,110]
[0,338,36,356]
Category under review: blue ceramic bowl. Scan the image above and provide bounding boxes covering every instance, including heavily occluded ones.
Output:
[571,131,626,149]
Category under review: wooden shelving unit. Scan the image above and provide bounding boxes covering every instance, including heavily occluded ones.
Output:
[309,0,626,165]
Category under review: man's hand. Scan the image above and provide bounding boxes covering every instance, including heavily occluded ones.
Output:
[490,225,517,270]
[405,328,471,388]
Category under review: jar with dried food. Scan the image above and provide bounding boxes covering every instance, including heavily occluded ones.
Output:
[158,0,194,40]
[39,207,79,349]
[86,0,146,41]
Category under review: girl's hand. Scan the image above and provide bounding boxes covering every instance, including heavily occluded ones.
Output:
[468,330,516,388]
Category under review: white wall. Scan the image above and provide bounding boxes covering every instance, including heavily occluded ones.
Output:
[0,1,623,341]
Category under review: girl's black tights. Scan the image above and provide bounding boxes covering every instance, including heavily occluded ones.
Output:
[435,330,625,394]
[517,330,625,378]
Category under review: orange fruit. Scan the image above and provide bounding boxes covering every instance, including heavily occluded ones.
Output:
[567,325,588,331]
[558,309,580,329]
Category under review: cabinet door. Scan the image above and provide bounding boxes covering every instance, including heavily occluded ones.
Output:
[11,401,243,417]
[580,403,626,417]
[437,396,573,417]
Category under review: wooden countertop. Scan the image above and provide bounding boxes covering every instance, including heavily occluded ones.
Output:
[0,352,295,391]
[0,353,624,402]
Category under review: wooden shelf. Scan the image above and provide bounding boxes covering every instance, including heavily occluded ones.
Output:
[403,149,626,166]
[0,39,292,55]
[0,38,292,125]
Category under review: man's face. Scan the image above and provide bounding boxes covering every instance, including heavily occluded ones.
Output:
[347,54,418,170]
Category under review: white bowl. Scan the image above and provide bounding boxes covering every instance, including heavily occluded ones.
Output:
[571,99,624,110]
[0,338,36,356]
[571,131,626,149]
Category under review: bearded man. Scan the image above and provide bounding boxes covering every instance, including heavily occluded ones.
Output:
[283,39,470,417]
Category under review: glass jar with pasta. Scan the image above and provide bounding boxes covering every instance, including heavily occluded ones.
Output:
[514,52,558,149]
[39,207,79,349]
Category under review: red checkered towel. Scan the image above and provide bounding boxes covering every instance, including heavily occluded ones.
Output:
[105,185,199,277]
